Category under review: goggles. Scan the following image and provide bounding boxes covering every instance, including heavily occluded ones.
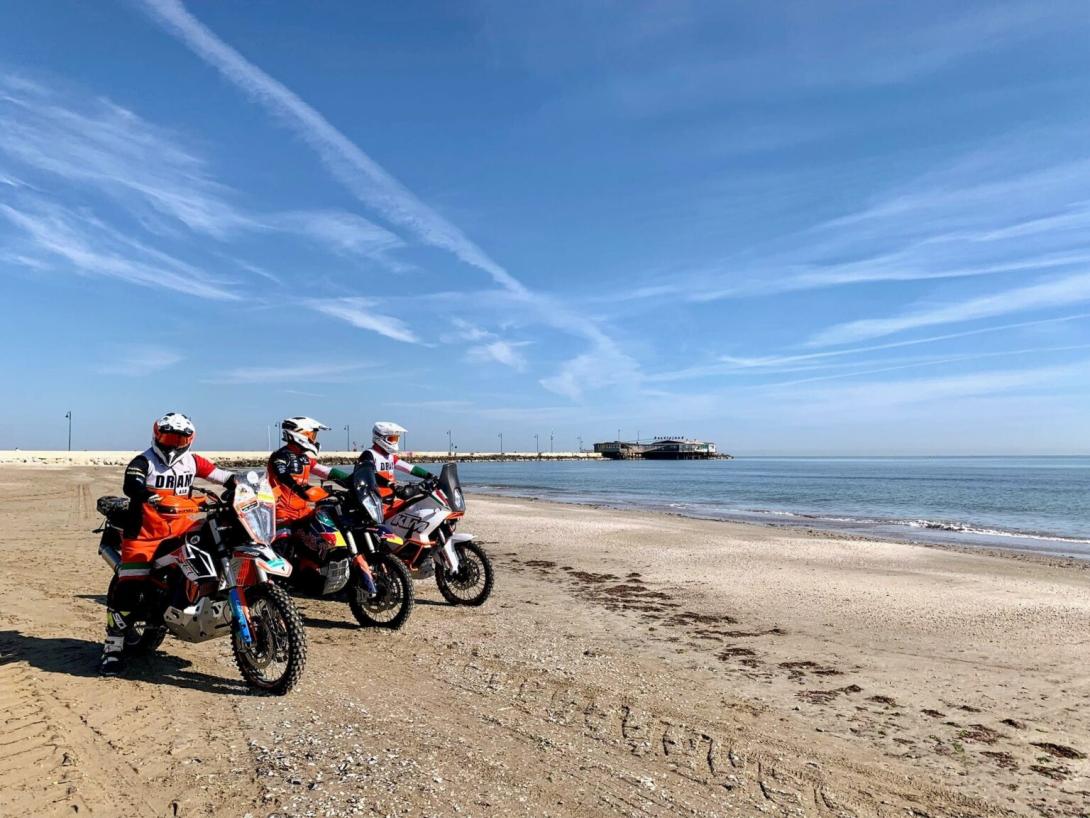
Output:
[156,431,193,448]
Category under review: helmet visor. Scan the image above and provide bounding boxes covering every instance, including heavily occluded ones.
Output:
[157,431,193,448]
[385,434,400,445]
[301,429,319,443]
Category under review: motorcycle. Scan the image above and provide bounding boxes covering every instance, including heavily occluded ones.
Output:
[95,470,307,695]
[272,475,414,631]
[382,463,494,606]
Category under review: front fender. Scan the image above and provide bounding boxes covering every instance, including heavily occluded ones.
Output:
[233,544,293,578]
[451,532,475,545]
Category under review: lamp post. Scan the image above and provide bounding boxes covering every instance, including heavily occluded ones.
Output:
[65,411,72,452]
[498,432,503,455]
[447,429,453,456]
[344,425,350,451]
[617,428,621,443]
[577,435,583,453]
[534,433,540,454]
[549,431,554,453]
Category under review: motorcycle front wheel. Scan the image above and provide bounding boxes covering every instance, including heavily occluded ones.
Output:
[435,541,494,607]
[349,552,415,630]
[231,583,307,695]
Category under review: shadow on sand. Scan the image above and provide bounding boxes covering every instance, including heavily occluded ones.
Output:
[0,630,248,695]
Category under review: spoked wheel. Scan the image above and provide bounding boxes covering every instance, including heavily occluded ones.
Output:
[349,553,414,630]
[231,583,307,695]
[435,541,494,607]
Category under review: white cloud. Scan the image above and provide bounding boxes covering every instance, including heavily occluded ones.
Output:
[467,340,530,370]
[810,271,1090,347]
[448,319,530,369]
[0,75,409,276]
[136,1,645,399]
[0,200,239,300]
[208,362,373,384]
[763,360,1090,413]
[0,76,252,237]
[138,0,527,295]
[307,297,421,344]
[274,210,407,268]
[97,348,183,376]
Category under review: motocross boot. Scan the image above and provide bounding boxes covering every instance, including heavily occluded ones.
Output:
[99,608,128,676]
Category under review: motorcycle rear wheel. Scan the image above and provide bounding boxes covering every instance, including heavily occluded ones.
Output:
[231,583,307,695]
[349,553,415,630]
[435,541,494,607]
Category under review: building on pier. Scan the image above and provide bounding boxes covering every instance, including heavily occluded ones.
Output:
[592,437,722,460]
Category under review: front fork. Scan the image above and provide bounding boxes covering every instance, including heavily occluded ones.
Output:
[221,557,254,645]
[435,528,462,574]
[344,530,377,595]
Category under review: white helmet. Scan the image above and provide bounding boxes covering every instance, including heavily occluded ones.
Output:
[152,412,195,466]
[281,416,330,457]
[372,421,406,455]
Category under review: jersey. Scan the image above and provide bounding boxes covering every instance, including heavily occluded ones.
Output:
[267,444,336,523]
[358,446,426,485]
[122,448,231,541]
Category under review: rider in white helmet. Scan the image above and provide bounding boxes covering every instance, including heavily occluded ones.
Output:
[267,417,350,524]
[360,422,434,499]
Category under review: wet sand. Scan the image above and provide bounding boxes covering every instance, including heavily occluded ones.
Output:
[1,465,1087,817]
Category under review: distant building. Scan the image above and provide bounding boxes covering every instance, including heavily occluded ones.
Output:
[593,436,721,460]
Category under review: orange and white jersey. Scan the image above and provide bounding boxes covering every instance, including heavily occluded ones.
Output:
[126,447,232,499]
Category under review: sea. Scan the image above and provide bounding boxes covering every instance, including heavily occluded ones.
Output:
[455,457,1090,559]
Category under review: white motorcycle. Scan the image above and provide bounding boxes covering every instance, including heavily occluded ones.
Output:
[382,464,494,606]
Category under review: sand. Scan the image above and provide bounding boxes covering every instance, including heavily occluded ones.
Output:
[0,465,1087,817]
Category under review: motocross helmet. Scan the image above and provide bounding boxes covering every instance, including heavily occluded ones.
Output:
[152,412,195,466]
[282,416,330,457]
[372,421,406,455]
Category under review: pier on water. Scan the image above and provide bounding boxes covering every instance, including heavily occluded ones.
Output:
[592,437,725,460]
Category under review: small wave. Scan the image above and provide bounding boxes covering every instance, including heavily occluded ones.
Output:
[900,519,1090,545]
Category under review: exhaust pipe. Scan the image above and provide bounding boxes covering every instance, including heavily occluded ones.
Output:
[99,544,121,571]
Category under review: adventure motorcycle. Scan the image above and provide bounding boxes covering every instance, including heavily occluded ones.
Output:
[382,463,494,606]
[272,477,414,630]
[95,470,307,695]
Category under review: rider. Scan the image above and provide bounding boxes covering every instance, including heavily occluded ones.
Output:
[267,417,349,526]
[101,413,235,676]
[359,422,435,504]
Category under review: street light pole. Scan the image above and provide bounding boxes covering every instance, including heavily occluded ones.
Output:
[550,431,554,453]
[534,433,539,454]
[498,432,503,455]
[345,425,350,451]
[447,429,453,456]
[577,435,583,452]
[65,411,72,452]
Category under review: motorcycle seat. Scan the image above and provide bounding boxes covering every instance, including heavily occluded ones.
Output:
[97,496,130,526]
[97,495,129,515]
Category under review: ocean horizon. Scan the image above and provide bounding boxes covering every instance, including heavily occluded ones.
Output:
[455,456,1090,559]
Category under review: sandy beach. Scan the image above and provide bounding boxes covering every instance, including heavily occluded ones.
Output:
[1,464,1088,817]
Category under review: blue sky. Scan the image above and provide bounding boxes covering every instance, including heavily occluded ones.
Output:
[2,0,1090,455]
